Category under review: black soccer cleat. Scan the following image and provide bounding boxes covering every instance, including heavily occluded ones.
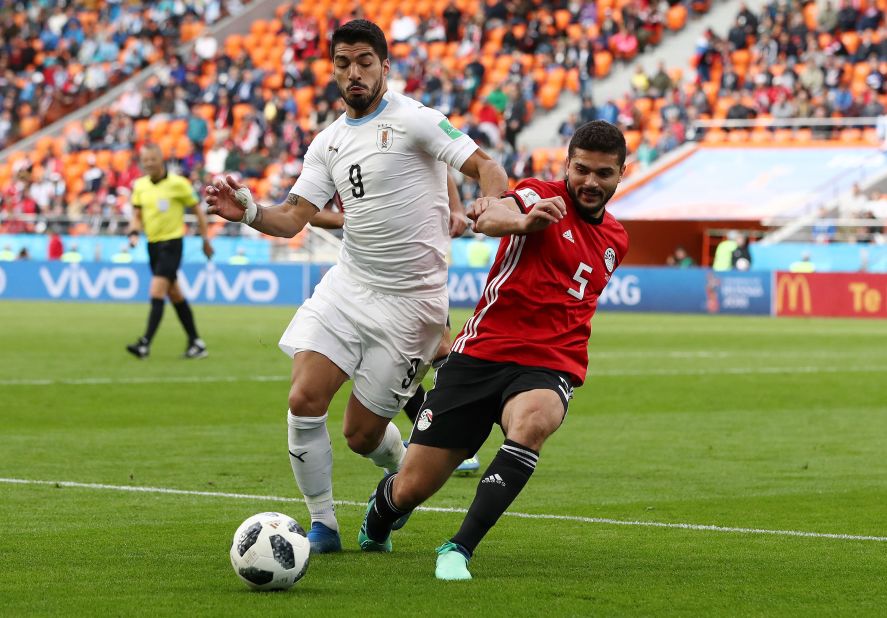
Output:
[183,338,207,359]
[126,337,150,359]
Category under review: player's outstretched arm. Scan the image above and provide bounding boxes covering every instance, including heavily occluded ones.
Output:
[472,196,566,237]
[205,175,319,238]
[459,149,508,198]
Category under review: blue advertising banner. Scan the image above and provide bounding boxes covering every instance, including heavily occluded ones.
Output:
[0,262,773,316]
[0,261,314,306]
[448,267,773,314]
[595,268,772,315]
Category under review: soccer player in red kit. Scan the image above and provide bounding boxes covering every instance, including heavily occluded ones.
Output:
[357,120,630,580]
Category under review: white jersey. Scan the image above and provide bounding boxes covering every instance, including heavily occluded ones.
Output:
[291,90,478,297]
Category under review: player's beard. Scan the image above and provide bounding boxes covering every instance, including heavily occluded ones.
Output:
[339,79,383,113]
[565,176,613,223]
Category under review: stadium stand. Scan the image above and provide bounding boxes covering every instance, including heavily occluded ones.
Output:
[568,0,887,177]
[0,0,251,149]
[3,0,882,269]
[1,0,716,236]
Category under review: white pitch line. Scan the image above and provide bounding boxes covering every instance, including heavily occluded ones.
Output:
[3,364,887,387]
[2,477,885,543]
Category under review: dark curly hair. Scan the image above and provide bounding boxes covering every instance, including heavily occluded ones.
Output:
[568,121,627,166]
[330,19,388,61]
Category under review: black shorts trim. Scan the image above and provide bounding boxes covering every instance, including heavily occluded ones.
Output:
[408,352,572,454]
[147,238,183,282]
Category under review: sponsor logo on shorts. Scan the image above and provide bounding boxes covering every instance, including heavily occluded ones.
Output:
[416,409,433,431]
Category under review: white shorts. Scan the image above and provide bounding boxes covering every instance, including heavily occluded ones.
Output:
[279,265,448,418]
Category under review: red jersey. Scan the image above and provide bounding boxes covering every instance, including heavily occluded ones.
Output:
[451,178,629,385]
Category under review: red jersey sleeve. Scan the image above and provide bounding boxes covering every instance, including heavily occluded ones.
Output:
[500,178,553,214]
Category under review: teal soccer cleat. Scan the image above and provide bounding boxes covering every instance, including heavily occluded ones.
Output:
[357,496,392,552]
[435,542,472,581]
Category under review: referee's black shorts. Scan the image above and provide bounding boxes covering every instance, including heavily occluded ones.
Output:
[147,238,183,282]
[408,352,573,455]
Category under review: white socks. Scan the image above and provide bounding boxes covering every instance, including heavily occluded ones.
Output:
[365,422,406,474]
[287,411,337,531]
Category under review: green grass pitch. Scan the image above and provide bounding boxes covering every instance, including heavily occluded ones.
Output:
[1,301,886,616]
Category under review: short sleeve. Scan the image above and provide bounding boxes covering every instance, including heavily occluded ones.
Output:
[408,105,478,171]
[181,178,199,208]
[131,181,142,208]
[501,179,546,214]
[291,134,335,209]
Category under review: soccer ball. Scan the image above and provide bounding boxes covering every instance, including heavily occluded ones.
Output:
[230,512,310,591]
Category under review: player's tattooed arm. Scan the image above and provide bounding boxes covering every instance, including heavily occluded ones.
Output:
[206,177,318,237]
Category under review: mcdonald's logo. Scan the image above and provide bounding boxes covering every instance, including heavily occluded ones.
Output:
[777,274,812,314]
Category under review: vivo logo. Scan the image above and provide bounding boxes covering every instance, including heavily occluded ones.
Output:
[40,265,139,299]
[179,264,279,303]
[447,271,489,303]
[598,275,641,306]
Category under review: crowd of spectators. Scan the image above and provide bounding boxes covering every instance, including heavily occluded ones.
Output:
[0,0,250,150]
[572,0,887,172]
[2,0,711,232]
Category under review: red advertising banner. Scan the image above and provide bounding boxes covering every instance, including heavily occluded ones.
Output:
[775,272,887,318]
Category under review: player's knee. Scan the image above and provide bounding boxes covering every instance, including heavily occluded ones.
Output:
[506,410,561,451]
[287,385,326,418]
[342,425,381,455]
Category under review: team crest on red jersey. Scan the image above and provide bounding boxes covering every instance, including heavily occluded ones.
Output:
[376,124,394,152]
[604,247,616,272]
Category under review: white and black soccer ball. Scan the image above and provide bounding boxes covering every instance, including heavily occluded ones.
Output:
[230,512,310,591]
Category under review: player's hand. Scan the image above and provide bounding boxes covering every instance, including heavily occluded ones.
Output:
[467,196,499,221]
[206,175,255,224]
[448,210,470,237]
[522,197,566,233]
[202,239,214,260]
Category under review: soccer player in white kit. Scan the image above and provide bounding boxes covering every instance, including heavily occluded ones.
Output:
[206,19,508,553]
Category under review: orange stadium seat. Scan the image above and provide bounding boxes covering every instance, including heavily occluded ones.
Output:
[594,50,613,77]
[841,32,860,55]
[840,127,863,142]
[666,5,687,30]
[624,130,642,153]
[554,9,572,30]
[803,3,818,29]
[538,85,560,110]
[703,129,727,143]
[727,129,750,144]
[794,128,814,143]
[566,68,580,93]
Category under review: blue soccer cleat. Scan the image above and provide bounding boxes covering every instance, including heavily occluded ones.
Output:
[357,496,392,552]
[307,521,342,554]
[435,542,472,581]
[454,456,480,476]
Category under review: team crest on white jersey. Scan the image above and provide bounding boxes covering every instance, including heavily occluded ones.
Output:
[604,247,616,272]
[416,409,433,431]
[515,188,541,207]
[376,124,394,152]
